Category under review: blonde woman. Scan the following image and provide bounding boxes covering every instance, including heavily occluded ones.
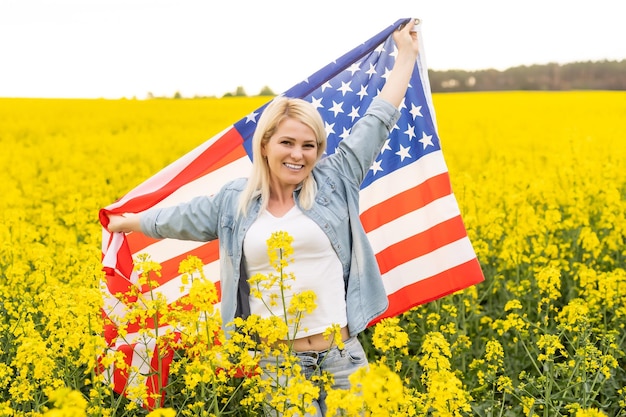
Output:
[107,19,420,416]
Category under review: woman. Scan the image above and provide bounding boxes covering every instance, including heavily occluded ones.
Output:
[107,19,420,416]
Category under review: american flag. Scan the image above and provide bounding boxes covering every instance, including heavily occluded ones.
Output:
[99,18,484,407]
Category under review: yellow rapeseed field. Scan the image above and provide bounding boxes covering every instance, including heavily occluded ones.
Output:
[1,91,624,416]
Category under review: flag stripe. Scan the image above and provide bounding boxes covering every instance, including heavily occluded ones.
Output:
[360,171,452,233]
[138,241,219,288]
[375,257,483,323]
[381,237,478,295]
[119,153,251,255]
[375,215,469,275]
[359,150,449,211]
[106,128,246,214]
[366,193,462,254]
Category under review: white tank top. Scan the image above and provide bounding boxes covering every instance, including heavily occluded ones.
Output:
[243,205,347,338]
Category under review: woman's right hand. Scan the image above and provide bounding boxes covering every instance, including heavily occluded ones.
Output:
[106,212,141,234]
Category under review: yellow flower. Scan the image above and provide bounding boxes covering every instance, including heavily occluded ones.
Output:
[266,230,294,271]
[323,323,345,350]
[146,408,177,417]
[287,290,317,317]
[574,408,609,417]
[43,387,87,417]
[536,334,567,362]
[372,317,409,352]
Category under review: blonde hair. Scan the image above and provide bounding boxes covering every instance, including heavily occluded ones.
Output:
[238,96,327,216]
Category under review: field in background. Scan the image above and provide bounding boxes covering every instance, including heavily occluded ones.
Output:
[1,91,625,416]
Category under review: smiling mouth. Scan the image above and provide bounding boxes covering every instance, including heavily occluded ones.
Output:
[284,163,304,170]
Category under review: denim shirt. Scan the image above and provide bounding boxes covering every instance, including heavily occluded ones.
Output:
[141,98,401,336]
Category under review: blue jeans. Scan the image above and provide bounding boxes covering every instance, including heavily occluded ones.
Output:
[259,336,368,416]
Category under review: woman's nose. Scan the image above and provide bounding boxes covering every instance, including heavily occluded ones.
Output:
[291,147,303,159]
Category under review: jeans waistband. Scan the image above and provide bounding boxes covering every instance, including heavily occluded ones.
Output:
[294,336,355,362]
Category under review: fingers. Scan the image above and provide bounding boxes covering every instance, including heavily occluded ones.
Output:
[398,18,419,33]
[394,18,420,52]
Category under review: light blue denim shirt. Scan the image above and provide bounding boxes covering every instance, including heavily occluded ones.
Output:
[141,98,401,336]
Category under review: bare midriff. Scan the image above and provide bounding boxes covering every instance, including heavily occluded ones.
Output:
[286,325,350,352]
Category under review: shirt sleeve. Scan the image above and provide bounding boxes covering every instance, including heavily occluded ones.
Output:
[140,194,221,242]
[326,97,401,184]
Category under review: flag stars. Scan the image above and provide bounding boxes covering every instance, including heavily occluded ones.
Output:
[395,144,412,162]
[338,81,353,96]
[321,81,332,91]
[365,63,377,77]
[418,132,435,149]
[310,97,324,110]
[329,100,344,117]
[380,139,392,154]
[348,106,360,121]
[357,85,368,100]
[325,121,336,136]
[245,111,259,124]
[381,67,392,80]
[369,159,383,175]
[409,104,423,119]
[339,127,351,140]
[346,62,361,75]
[404,124,416,140]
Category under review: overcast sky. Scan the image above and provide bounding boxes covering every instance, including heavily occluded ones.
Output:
[1,0,625,99]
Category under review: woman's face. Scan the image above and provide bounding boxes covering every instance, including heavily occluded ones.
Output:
[262,117,318,192]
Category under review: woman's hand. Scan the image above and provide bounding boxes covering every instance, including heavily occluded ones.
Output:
[106,212,141,234]
[393,18,420,58]
[378,18,421,108]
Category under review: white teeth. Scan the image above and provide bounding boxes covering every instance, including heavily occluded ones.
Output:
[284,163,303,170]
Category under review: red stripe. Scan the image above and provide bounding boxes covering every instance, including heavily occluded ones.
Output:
[102,232,134,280]
[375,215,468,275]
[145,334,179,410]
[104,270,136,302]
[370,258,484,326]
[360,172,452,233]
[141,241,219,290]
[113,144,247,256]
[113,343,135,394]
[109,129,246,216]
[119,281,221,334]
[127,233,161,255]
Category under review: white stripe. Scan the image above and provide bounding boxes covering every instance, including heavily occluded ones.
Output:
[102,232,124,269]
[137,240,221,283]
[113,326,177,348]
[141,238,208,264]
[359,150,449,213]
[366,194,461,253]
[101,259,221,313]
[106,127,232,211]
[381,237,477,295]
[101,284,131,326]
[415,24,439,131]
[150,154,251,209]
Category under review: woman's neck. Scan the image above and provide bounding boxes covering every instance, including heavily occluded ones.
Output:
[267,188,295,217]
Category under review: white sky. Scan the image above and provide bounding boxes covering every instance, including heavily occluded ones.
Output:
[1,0,625,99]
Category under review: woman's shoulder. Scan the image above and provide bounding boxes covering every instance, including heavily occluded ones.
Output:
[219,177,248,192]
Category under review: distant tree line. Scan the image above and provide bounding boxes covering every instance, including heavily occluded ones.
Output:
[144,60,625,99]
[145,85,275,100]
[428,60,626,92]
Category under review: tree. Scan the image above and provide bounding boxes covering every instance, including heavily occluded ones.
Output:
[234,86,247,97]
[258,85,275,96]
